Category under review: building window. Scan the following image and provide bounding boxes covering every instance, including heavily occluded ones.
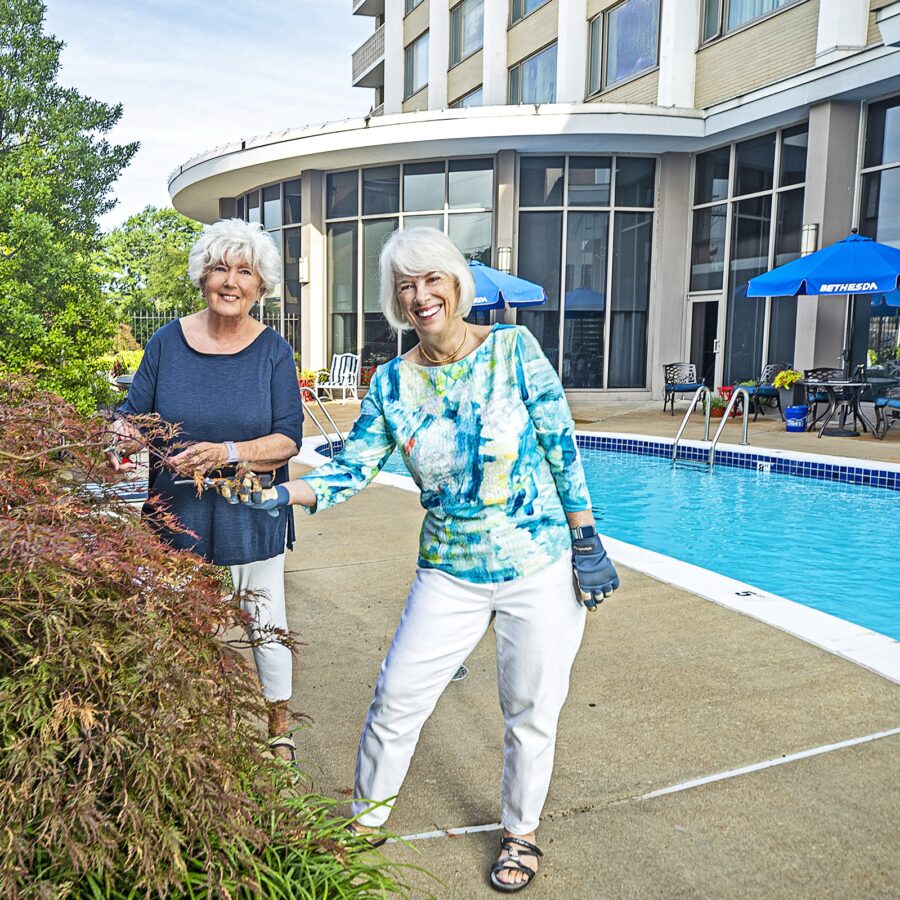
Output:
[325,159,496,369]
[689,125,808,384]
[450,86,483,108]
[508,43,557,105]
[589,0,660,95]
[517,155,657,389]
[450,0,484,67]
[702,0,800,43]
[859,95,900,368]
[404,32,429,98]
[405,0,424,14]
[510,0,550,25]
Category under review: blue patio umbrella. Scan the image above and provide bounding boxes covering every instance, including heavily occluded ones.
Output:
[871,289,900,315]
[745,232,900,298]
[745,231,900,373]
[564,287,605,313]
[468,260,547,310]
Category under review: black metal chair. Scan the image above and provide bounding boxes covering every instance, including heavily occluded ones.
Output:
[743,362,790,421]
[802,367,844,430]
[875,387,900,439]
[662,362,703,416]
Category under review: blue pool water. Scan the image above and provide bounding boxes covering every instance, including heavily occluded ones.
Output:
[379,448,900,641]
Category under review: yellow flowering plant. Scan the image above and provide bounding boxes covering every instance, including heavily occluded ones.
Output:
[774,368,802,390]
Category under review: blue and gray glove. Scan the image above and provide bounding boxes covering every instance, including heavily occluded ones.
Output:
[571,525,619,610]
[215,475,290,518]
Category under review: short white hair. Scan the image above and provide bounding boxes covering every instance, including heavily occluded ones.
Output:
[379,227,475,332]
[188,218,281,295]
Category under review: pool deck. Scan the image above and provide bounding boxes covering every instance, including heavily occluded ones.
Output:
[284,399,899,898]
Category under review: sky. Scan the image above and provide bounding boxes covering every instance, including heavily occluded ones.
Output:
[44,0,373,230]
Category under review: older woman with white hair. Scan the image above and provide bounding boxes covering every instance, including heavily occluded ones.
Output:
[222,226,619,891]
[107,218,304,763]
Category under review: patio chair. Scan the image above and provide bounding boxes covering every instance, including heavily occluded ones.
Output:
[313,353,359,402]
[874,387,900,439]
[802,367,844,430]
[743,362,789,421]
[662,362,703,415]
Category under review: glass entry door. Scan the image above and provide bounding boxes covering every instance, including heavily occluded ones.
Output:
[689,298,720,389]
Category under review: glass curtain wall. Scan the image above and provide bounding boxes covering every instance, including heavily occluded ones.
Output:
[689,125,807,384]
[237,177,302,352]
[324,158,495,379]
[859,95,900,368]
[517,155,657,388]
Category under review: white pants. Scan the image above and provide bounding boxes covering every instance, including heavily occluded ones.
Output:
[229,552,292,703]
[353,552,585,835]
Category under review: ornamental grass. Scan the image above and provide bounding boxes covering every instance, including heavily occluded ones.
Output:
[0,375,410,898]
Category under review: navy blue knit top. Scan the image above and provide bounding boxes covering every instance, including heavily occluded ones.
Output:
[118,320,303,566]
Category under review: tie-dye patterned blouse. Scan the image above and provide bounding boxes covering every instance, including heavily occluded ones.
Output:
[301,324,592,583]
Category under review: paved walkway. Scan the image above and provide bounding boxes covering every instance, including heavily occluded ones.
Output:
[284,398,899,898]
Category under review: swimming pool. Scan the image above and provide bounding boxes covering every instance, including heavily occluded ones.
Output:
[375,440,900,643]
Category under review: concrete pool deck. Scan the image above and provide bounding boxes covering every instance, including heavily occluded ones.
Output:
[284,399,899,898]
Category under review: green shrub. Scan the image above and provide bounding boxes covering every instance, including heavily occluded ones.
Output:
[0,375,410,898]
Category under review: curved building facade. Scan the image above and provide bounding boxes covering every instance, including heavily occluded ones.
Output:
[169,0,900,397]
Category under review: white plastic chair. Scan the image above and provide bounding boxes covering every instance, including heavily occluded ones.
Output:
[314,353,359,402]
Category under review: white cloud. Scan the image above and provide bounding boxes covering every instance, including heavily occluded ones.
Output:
[44,0,373,229]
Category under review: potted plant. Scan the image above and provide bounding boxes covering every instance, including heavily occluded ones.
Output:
[774,368,804,407]
[297,368,327,401]
[703,394,730,418]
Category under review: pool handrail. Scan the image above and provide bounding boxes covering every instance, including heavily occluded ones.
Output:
[672,385,712,464]
[301,394,345,459]
[708,387,751,467]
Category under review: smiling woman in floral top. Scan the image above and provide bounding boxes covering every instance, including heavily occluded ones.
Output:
[225,228,619,893]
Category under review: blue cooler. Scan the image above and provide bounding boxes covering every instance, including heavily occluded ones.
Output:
[785,405,808,432]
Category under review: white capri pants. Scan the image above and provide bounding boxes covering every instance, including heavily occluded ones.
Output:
[353,551,585,835]
[229,552,292,703]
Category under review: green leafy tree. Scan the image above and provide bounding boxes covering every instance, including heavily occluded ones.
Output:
[100,205,203,315]
[0,0,137,413]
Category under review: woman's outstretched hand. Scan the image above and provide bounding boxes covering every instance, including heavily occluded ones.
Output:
[571,528,619,610]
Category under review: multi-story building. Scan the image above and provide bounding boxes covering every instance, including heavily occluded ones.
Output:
[169,0,900,397]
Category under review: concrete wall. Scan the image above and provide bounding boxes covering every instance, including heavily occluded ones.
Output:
[694,0,819,109]
[403,0,429,43]
[508,0,559,64]
[447,48,483,103]
[402,85,429,112]
[590,69,659,104]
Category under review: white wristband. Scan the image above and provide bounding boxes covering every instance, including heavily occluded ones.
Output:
[224,440,239,463]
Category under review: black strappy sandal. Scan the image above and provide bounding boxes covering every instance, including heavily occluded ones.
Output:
[489,836,543,892]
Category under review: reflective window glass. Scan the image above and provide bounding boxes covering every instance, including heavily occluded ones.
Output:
[608,211,652,388]
[734,133,775,197]
[604,0,660,88]
[405,32,429,98]
[363,218,399,369]
[405,0,423,12]
[520,157,564,207]
[403,161,444,211]
[702,0,721,42]
[568,157,611,207]
[690,204,727,292]
[451,86,483,108]
[363,166,400,216]
[449,159,493,209]
[235,195,244,220]
[516,212,562,363]
[246,190,260,224]
[283,179,301,225]
[404,213,444,232]
[510,43,556,104]
[768,190,803,365]
[327,171,358,219]
[327,222,358,355]
[283,227,301,305]
[615,157,656,207]
[779,125,807,187]
[864,96,900,169]
[262,184,281,229]
[724,195,771,383]
[563,211,608,388]
[450,0,484,66]
[860,169,900,247]
[448,212,492,264]
[511,0,550,23]
[727,0,796,31]
[694,146,730,204]
[588,17,602,96]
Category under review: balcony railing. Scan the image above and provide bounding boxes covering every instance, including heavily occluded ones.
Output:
[352,24,385,87]
[372,103,385,117]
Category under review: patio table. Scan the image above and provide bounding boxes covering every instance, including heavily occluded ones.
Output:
[798,379,873,438]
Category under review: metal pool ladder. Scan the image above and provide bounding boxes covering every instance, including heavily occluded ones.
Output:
[672,386,751,467]
[301,393,345,459]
